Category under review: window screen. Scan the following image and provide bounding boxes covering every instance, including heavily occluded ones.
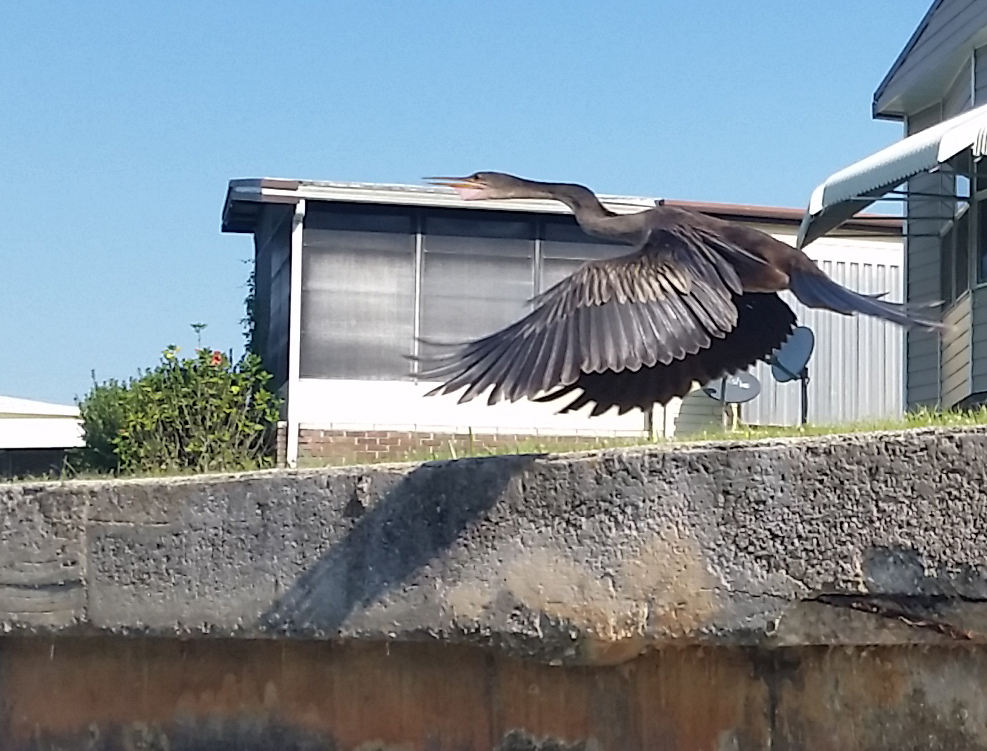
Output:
[268,242,291,387]
[540,216,629,292]
[420,210,535,345]
[976,158,987,195]
[254,204,293,390]
[979,199,987,283]
[300,204,415,379]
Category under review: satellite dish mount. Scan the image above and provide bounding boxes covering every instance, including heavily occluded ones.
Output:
[701,370,762,430]
[768,326,815,425]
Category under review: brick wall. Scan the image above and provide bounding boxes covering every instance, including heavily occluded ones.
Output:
[275,421,288,468]
[296,428,646,466]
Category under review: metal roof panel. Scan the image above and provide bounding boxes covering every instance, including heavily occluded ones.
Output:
[797,100,987,247]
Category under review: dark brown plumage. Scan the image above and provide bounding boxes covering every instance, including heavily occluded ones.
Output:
[413,172,947,416]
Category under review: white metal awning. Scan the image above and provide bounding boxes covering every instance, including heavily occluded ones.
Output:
[796,100,987,249]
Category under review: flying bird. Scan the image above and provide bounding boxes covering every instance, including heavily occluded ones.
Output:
[412,172,946,416]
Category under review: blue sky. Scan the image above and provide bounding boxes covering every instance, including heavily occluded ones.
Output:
[1,1,931,405]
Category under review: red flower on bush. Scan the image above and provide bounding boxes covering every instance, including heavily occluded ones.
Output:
[210,351,223,366]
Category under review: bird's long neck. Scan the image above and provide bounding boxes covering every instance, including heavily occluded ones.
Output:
[537,182,633,242]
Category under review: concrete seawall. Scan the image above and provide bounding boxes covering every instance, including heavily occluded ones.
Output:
[3,425,987,749]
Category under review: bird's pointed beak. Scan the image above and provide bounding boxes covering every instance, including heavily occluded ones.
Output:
[422,175,477,188]
[422,175,487,200]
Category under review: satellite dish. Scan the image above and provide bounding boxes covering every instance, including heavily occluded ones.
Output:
[701,371,761,404]
[770,326,815,383]
[766,325,814,425]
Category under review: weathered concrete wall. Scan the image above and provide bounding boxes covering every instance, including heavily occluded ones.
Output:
[5,637,987,751]
[5,425,987,661]
[5,425,987,749]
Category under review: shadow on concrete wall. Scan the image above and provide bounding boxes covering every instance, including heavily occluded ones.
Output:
[260,452,544,636]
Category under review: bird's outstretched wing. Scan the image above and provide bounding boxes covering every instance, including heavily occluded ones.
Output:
[413,225,784,412]
[533,292,796,414]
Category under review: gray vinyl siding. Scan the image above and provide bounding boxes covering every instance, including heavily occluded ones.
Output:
[936,61,976,408]
[970,287,987,392]
[889,5,987,408]
[670,391,724,437]
[904,103,946,407]
[941,294,972,405]
[959,47,987,400]
[975,45,987,103]
[252,203,293,391]
[943,58,972,117]
[877,0,987,115]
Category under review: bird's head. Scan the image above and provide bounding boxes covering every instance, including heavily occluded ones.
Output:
[423,171,544,201]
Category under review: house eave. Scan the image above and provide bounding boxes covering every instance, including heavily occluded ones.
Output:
[872,3,987,121]
[221,177,660,234]
[222,178,902,239]
[872,0,946,119]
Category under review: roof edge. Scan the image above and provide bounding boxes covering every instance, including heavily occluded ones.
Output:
[872,0,945,118]
[662,198,901,234]
[222,177,903,237]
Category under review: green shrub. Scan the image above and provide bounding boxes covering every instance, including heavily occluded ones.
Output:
[74,373,130,472]
[76,344,282,475]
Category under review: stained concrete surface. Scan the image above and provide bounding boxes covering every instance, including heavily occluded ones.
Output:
[4,637,987,751]
[3,426,987,665]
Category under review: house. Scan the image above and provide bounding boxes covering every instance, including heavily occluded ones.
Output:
[222,177,904,467]
[0,395,84,479]
[797,1,987,411]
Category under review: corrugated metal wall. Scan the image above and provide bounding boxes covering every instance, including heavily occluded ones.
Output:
[742,240,905,427]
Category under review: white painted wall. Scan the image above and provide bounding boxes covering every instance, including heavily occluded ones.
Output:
[293,377,651,437]
[293,376,728,440]
[0,396,84,449]
[0,418,83,450]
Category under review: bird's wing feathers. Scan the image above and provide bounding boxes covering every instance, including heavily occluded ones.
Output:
[534,292,796,415]
[415,223,757,406]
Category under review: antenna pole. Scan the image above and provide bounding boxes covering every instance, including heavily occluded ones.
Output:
[800,366,810,425]
[719,376,728,428]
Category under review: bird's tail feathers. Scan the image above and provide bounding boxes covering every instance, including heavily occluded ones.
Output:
[788,267,949,333]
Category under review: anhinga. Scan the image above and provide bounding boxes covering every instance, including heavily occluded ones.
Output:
[413,172,946,416]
